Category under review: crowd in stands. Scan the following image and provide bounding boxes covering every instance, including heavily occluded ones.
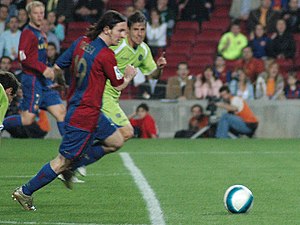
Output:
[2,0,300,139]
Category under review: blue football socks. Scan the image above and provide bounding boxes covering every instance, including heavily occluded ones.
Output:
[3,115,22,130]
[22,163,57,196]
[72,145,106,170]
[57,121,65,136]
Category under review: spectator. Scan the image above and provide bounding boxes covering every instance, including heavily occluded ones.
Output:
[178,0,214,25]
[266,19,296,59]
[284,70,300,99]
[215,85,259,138]
[40,19,60,53]
[217,22,248,60]
[17,8,28,31]
[146,8,167,58]
[229,68,255,100]
[174,104,210,138]
[46,0,59,14]
[272,0,289,11]
[234,46,265,83]
[1,0,17,18]
[194,65,223,99]
[74,0,105,23]
[249,24,271,59]
[138,76,166,100]
[256,62,285,99]
[281,0,300,33]
[166,62,195,100]
[123,5,136,18]
[156,0,176,37]
[47,11,65,42]
[0,55,12,71]
[248,0,280,33]
[129,103,158,138]
[0,16,21,61]
[46,42,58,67]
[0,4,9,35]
[213,55,231,84]
[133,0,150,21]
[55,0,76,23]
[230,0,261,21]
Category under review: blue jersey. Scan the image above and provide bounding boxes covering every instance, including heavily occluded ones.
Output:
[56,36,124,132]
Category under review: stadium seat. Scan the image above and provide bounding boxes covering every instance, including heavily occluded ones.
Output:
[195,31,221,44]
[165,45,191,58]
[165,54,189,67]
[161,66,177,80]
[212,7,230,19]
[175,21,200,33]
[201,19,230,32]
[276,58,294,74]
[192,42,217,56]
[188,56,214,69]
[170,30,197,45]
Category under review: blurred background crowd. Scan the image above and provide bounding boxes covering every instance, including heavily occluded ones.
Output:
[2,0,300,138]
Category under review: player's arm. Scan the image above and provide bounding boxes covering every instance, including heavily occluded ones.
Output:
[146,52,167,80]
[18,30,53,79]
[114,65,137,91]
[102,50,137,91]
[53,38,81,87]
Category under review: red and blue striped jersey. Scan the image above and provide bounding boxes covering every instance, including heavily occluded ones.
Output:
[56,36,124,132]
[18,24,48,76]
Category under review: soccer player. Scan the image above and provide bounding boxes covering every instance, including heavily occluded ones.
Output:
[0,71,20,131]
[67,11,167,177]
[12,10,137,211]
[2,1,66,136]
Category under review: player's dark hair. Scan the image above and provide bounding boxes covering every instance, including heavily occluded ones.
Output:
[137,103,149,112]
[128,11,146,28]
[0,56,12,63]
[48,42,57,50]
[86,10,126,41]
[191,104,203,113]
[219,85,230,94]
[0,71,20,95]
[177,61,189,69]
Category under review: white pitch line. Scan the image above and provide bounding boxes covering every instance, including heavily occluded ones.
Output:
[127,151,297,155]
[120,153,166,225]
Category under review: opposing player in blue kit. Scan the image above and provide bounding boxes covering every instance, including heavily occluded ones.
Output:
[12,10,137,211]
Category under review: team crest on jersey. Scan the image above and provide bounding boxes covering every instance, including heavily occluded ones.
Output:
[114,66,123,80]
[19,50,26,61]
[138,54,143,61]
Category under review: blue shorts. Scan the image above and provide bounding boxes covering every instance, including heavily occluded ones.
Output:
[19,73,62,115]
[59,114,117,160]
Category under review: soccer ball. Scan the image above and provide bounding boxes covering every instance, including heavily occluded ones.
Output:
[224,185,254,214]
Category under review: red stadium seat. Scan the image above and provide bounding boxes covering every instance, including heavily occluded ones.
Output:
[192,42,217,56]
[212,7,230,19]
[165,45,191,57]
[188,56,214,68]
[161,66,177,80]
[165,54,189,67]
[170,30,197,45]
[175,21,200,33]
[201,19,230,32]
[276,58,295,74]
[195,31,221,44]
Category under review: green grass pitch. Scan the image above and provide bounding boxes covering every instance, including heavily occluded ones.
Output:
[1,138,300,225]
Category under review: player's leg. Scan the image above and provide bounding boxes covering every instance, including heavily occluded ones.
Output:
[3,74,40,130]
[118,123,134,141]
[71,114,124,171]
[43,85,66,136]
[101,100,134,140]
[12,125,93,210]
